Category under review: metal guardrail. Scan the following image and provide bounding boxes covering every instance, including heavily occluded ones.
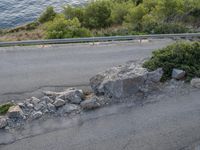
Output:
[0,33,199,47]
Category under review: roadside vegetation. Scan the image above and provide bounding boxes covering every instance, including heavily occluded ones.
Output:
[143,41,200,81]
[0,0,199,41]
[0,103,13,115]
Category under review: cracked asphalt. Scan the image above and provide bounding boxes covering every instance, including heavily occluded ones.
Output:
[1,85,200,150]
[0,39,173,102]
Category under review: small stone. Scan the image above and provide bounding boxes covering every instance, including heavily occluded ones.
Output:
[59,104,80,114]
[30,97,40,105]
[26,103,34,109]
[47,103,56,112]
[53,98,65,107]
[41,96,54,103]
[31,111,43,120]
[191,78,200,88]
[7,105,24,118]
[43,91,59,97]
[18,102,25,108]
[0,117,7,129]
[34,101,46,111]
[172,69,186,80]
[80,97,100,110]
[58,88,83,104]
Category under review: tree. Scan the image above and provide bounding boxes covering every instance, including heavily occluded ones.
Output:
[125,5,147,31]
[63,5,85,23]
[38,6,57,23]
[45,14,92,39]
[84,0,112,29]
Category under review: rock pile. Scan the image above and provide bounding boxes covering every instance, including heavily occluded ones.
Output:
[2,61,199,130]
[0,88,100,129]
[90,61,163,98]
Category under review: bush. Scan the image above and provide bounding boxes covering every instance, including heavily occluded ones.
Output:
[0,103,13,115]
[38,6,57,23]
[143,42,200,81]
[153,23,190,34]
[111,1,134,25]
[125,5,148,31]
[83,0,112,29]
[45,15,92,39]
[63,5,85,23]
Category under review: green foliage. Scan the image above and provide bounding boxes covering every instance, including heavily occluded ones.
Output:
[45,14,92,39]
[153,23,190,34]
[111,1,135,25]
[38,6,57,23]
[143,42,200,81]
[0,103,13,115]
[83,0,112,29]
[63,5,85,23]
[125,5,148,31]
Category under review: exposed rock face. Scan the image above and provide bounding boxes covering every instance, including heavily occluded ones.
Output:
[172,69,186,80]
[7,105,24,118]
[90,61,163,98]
[0,117,7,128]
[80,97,100,110]
[191,78,200,88]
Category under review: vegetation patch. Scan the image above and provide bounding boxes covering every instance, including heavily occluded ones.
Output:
[0,0,199,41]
[0,103,13,115]
[143,41,200,81]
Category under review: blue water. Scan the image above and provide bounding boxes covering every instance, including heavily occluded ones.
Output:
[0,0,88,29]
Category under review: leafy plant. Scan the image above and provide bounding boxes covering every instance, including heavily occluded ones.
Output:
[45,14,92,39]
[83,0,112,29]
[0,103,13,115]
[143,42,200,81]
[38,6,57,23]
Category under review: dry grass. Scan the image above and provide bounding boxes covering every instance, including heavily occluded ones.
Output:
[0,28,45,42]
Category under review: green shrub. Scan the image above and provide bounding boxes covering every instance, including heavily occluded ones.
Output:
[111,1,135,25]
[153,23,190,34]
[143,42,200,81]
[83,0,112,29]
[26,22,40,30]
[38,6,57,23]
[63,5,85,23]
[45,14,92,39]
[0,103,13,115]
[125,5,148,31]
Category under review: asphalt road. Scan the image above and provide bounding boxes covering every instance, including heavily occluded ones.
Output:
[0,39,173,102]
[1,86,200,150]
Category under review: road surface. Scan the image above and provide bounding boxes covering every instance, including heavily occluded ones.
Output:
[1,85,200,150]
[0,39,173,102]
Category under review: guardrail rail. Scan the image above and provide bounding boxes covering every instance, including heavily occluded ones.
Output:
[0,33,199,46]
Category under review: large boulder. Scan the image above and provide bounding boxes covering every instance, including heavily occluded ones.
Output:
[90,61,163,98]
